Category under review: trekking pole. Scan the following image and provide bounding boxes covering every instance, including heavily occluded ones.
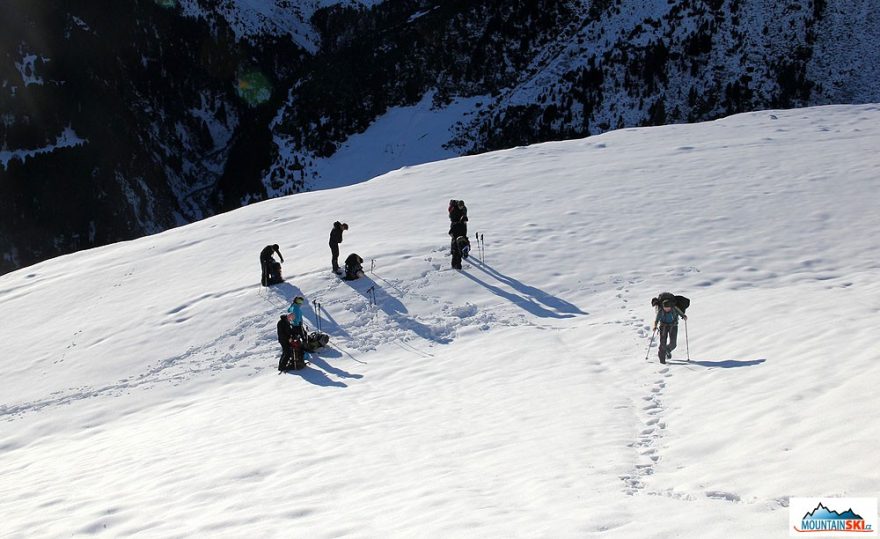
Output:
[480,233,485,263]
[644,329,656,361]
[312,299,318,329]
[685,318,690,361]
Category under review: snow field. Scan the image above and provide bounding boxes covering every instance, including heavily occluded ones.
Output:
[1,104,879,537]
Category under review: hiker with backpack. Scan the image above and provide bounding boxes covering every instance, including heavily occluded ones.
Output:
[344,253,364,280]
[651,293,689,364]
[329,221,348,274]
[277,312,294,371]
[260,244,284,286]
[287,295,307,342]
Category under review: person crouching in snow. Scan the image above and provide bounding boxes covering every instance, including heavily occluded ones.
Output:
[652,299,687,363]
[344,253,364,280]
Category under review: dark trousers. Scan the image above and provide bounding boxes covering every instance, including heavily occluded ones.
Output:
[659,324,678,359]
[261,257,270,286]
[451,247,462,269]
[330,242,340,272]
[451,238,463,269]
[292,324,306,341]
[278,340,291,370]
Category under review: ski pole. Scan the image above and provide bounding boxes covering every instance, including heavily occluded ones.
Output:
[644,328,656,361]
[685,318,690,361]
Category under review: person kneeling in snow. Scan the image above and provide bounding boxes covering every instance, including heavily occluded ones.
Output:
[344,253,364,281]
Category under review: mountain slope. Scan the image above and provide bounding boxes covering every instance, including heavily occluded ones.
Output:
[3,0,880,273]
[1,105,879,537]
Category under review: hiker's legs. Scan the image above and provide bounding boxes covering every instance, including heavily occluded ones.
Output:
[261,258,269,286]
[667,325,678,354]
[330,243,340,272]
[278,341,291,370]
[658,325,670,360]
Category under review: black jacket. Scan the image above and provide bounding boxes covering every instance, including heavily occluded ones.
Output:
[449,220,467,239]
[329,222,344,245]
[277,315,292,344]
[261,245,283,263]
[345,253,363,267]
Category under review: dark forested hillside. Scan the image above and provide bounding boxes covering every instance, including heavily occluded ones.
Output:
[2,0,878,273]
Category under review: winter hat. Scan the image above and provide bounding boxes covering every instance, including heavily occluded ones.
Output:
[661,299,673,308]
[342,223,349,230]
[293,296,304,304]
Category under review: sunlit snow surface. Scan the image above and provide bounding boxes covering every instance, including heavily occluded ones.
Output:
[1,105,879,537]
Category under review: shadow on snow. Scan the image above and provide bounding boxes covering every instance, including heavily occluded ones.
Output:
[342,276,452,344]
[460,259,587,319]
[672,358,767,368]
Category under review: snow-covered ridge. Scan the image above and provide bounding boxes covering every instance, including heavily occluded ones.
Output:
[1,105,878,537]
[175,0,385,52]
[0,126,87,170]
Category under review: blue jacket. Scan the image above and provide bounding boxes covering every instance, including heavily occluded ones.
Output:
[287,303,303,326]
[655,307,683,326]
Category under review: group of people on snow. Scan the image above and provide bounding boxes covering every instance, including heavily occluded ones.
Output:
[265,220,366,371]
[266,198,686,371]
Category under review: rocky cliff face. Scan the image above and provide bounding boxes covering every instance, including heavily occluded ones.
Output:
[2,0,878,273]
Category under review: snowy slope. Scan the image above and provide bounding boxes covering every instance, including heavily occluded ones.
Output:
[2,105,880,537]
[176,0,384,52]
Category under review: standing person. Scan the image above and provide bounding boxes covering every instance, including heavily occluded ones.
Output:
[287,296,306,341]
[449,215,468,265]
[652,298,687,364]
[277,312,294,371]
[260,244,284,286]
[329,222,348,274]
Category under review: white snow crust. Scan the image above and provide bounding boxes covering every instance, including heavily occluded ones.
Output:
[1,104,879,538]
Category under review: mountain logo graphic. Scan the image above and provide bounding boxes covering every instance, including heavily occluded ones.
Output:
[794,502,873,533]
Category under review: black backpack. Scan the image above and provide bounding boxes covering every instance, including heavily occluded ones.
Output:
[651,292,690,313]
[303,331,330,352]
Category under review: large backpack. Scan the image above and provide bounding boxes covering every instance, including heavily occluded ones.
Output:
[267,261,284,285]
[651,292,690,313]
[290,339,307,370]
[304,331,330,352]
[449,199,467,222]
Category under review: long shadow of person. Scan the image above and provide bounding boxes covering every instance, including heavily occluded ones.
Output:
[470,259,587,316]
[284,366,348,387]
[341,276,451,344]
[266,282,351,339]
[679,358,767,368]
[457,269,577,320]
[307,352,364,380]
